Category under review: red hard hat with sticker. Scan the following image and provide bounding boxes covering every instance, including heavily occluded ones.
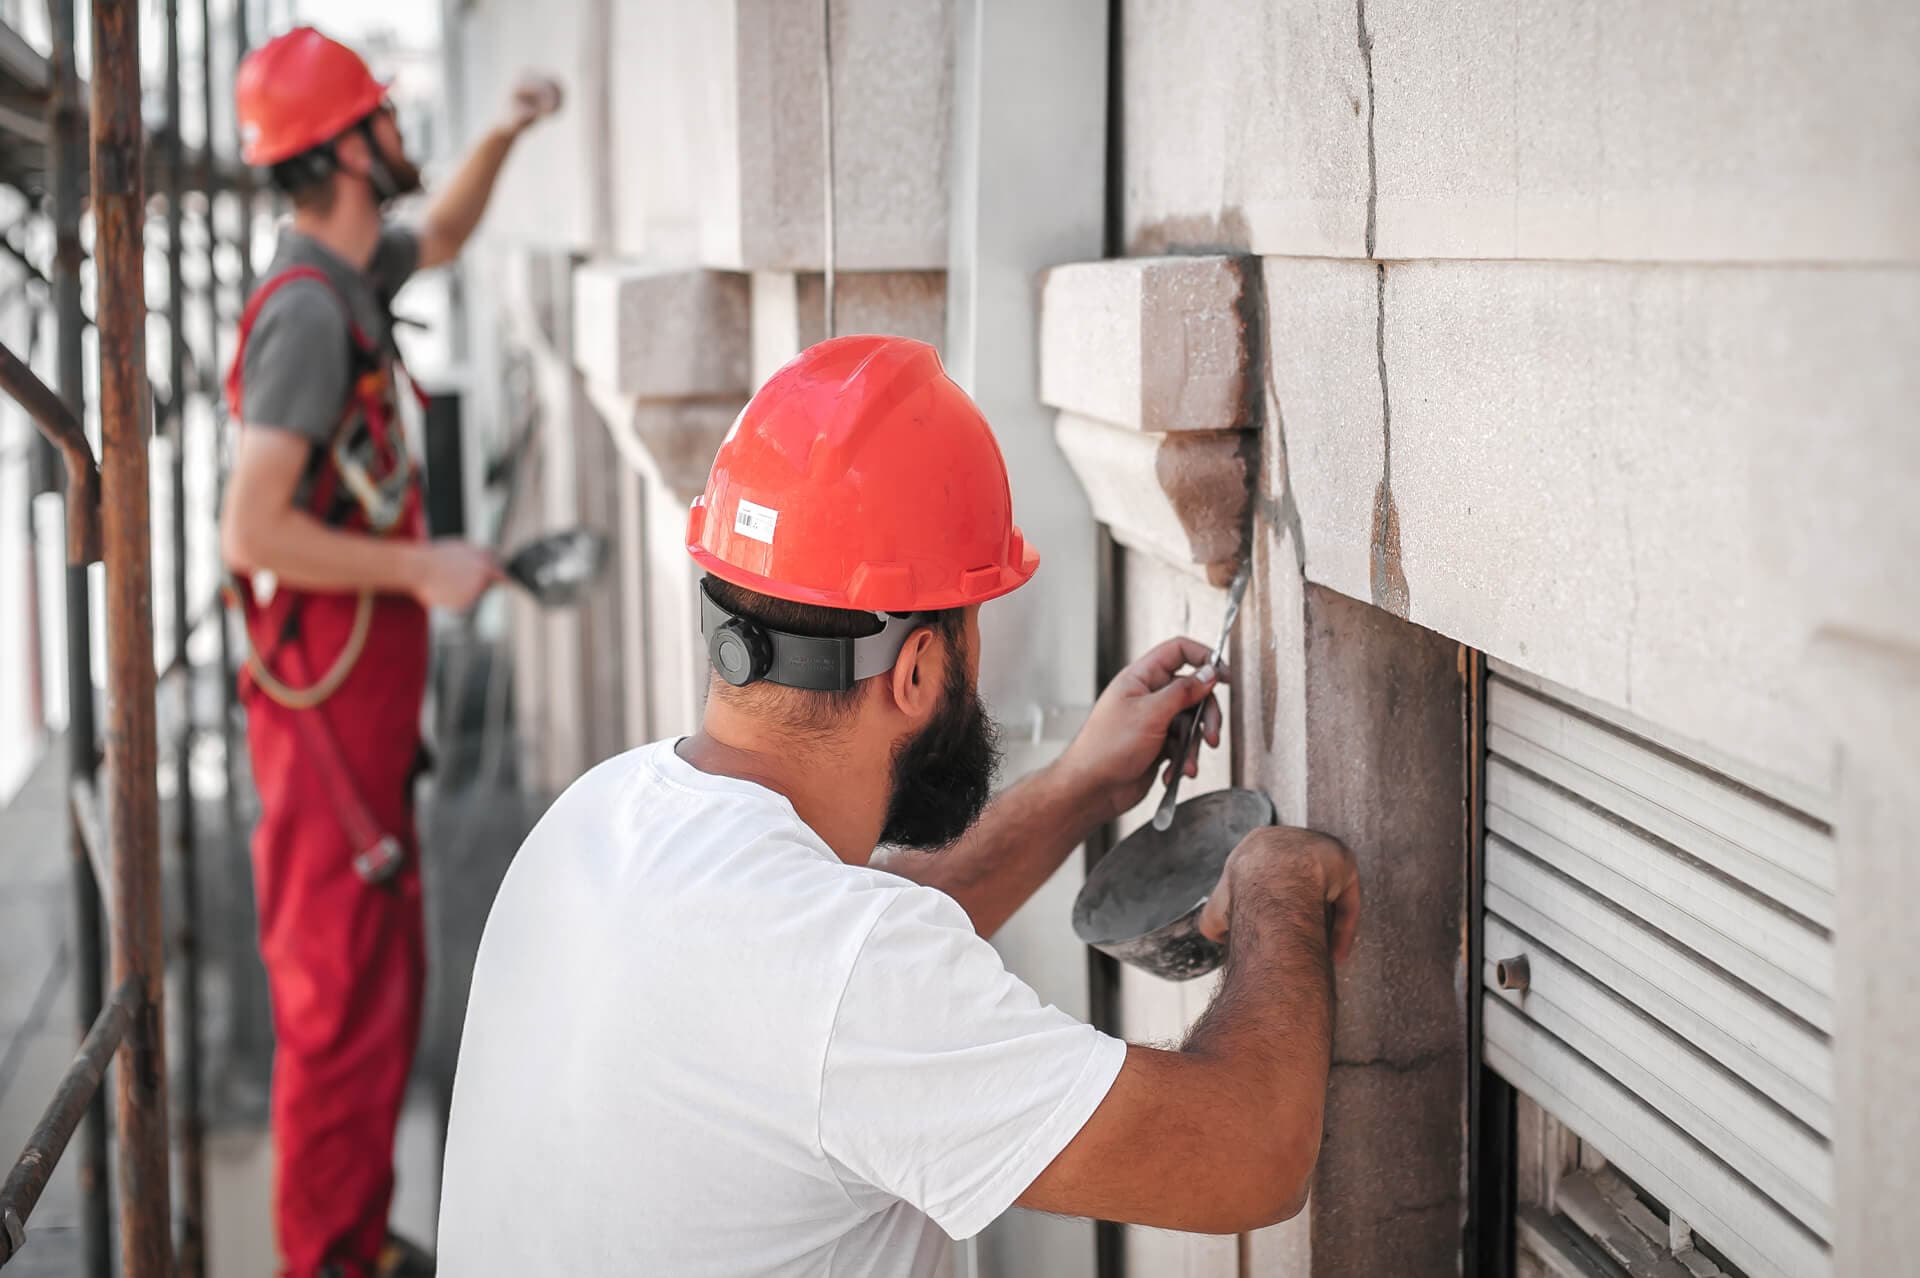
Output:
[236,27,388,167]
[687,335,1039,613]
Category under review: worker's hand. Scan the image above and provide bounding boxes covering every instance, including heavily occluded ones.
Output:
[411,539,503,612]
[1198,826,1361,963]
[1056,636,1225,825]
[502,74,564,135]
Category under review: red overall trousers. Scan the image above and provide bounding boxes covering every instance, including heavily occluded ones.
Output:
[227,267,430,1278]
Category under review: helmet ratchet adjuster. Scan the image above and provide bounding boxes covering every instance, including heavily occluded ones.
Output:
[700,578,922,692]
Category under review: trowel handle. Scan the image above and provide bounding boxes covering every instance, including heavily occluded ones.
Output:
[1150,774,1182,832]
[1151,700,1208,832]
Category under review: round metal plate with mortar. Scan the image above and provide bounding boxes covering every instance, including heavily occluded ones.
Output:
[1072,787,1276,981]
[503,528,611,607]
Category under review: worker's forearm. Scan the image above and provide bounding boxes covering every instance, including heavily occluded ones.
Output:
[422,125,518,259]
[1181,854,1333,1175]
[225,506,422,597]
[881,760,1098,938]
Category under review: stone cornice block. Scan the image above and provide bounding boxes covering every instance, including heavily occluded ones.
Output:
[1039,255,1252,434]
[572,263,751,402]
[584,375,743,506]
[1055,412,1253,585]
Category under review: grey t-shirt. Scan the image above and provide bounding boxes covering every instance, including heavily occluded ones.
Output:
[239,225,420,445]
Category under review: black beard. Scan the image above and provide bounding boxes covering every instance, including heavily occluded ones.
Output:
[878,656,1001,851]
[372,152,424,201]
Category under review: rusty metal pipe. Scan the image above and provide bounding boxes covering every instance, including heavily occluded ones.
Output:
[45,0,108,1269]
[160,3,207,1270]
[68,776,113,930]
[201,0,239,893]
[91,1,176,1274]
[0,977,140,1270]
[0,344,98,565]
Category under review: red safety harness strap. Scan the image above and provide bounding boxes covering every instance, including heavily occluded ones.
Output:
[228,266,407,886]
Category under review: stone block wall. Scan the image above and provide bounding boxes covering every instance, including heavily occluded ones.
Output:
[1057,2,1920,1275]
[444,0,1919,1272]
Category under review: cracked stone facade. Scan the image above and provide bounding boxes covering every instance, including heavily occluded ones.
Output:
[433,2,1918,1275]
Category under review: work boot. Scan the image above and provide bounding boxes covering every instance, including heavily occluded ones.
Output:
[376,1232,436,1277]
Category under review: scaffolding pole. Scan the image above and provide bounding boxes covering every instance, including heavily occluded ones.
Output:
[92,0,175,1271]
[45,0,109,1270]
[202,0,236,846]
[160,0,206,1271]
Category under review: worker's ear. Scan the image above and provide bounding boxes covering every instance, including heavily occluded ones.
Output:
[885,626,944,727]
[332,129,371,178]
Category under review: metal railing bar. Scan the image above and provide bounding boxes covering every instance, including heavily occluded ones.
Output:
[0,976,140,1269]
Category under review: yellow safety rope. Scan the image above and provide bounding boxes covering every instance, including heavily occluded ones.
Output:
[233,585,375,711]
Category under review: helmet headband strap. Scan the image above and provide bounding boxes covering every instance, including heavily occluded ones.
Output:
[699,578,923,692]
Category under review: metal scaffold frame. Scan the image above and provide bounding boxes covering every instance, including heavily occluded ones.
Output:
[0,0,258,1272]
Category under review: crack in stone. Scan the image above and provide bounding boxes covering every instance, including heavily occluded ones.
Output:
[1368,263,1409,617]
[1331,1046,1453,1074]
[1374,263,1391,491]
[1357,0,1379,259]
[1238,257,1308,580]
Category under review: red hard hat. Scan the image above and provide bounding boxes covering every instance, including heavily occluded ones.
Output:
[687,335,1039,613]
[235,27,388,167]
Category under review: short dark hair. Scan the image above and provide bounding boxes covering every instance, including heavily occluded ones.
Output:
[268,150,340,212]
[703,576,965,729]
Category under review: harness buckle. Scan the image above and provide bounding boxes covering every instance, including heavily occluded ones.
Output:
[352,835,406,885]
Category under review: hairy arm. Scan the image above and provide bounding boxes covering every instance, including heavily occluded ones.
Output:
[418,78,561,270]
[1015,827,1359,1232]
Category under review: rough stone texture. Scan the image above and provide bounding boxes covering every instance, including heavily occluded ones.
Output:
[1121,0,1370,258]
[1055,413,1252,585]
[1039,256,1253,434]
[1816,636,1920,1277]
[702,0,954,271]
[571,265,752,401]
[1122,0,1920,263]
[1288,584,1465,1278]
[1369,0,1920,263]
[1266,254,1920,793]
[749,270,948,385]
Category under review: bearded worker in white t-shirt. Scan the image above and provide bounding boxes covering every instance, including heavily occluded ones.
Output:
[435,335,1363,1276]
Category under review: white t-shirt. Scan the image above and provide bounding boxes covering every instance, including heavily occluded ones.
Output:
[436,740,1126,1277]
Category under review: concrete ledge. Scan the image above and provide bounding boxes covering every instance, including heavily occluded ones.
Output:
[1055,412,1251,586]
[571,263,751,401]
[1039,256,1252,433]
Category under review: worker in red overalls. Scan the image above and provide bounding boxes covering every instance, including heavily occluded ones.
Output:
[219,27,561,1278]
